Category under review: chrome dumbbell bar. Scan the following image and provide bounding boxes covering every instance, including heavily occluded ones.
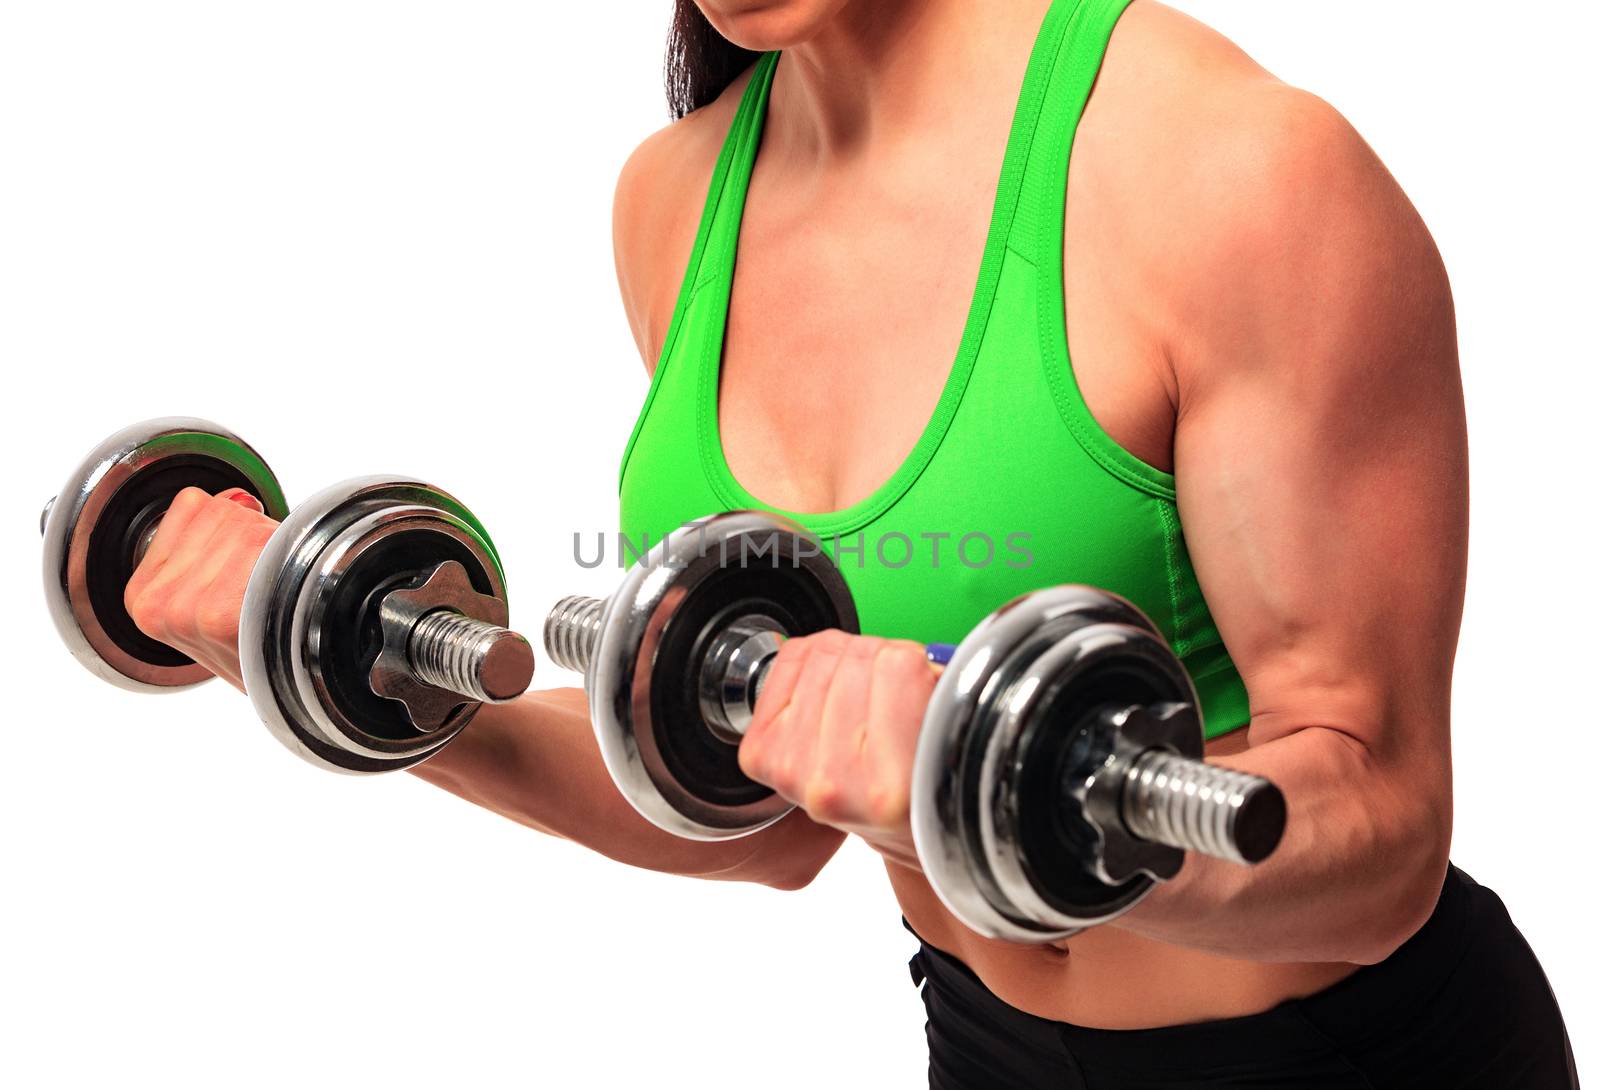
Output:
[544,512,1286,942]
[551,593,1274,868]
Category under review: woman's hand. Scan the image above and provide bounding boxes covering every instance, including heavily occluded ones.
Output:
[737,630,938,869]
[123,487,279,692]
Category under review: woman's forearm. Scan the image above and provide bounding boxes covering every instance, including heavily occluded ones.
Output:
[1112,724,1451,965]
[409,686,845,889]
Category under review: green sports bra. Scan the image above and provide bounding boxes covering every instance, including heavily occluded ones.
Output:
[617,0,1249,739]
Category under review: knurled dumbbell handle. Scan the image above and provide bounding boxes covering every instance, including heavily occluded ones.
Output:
[545,595,608,673]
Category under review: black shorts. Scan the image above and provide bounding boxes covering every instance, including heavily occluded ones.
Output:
[909,866,1578,1089]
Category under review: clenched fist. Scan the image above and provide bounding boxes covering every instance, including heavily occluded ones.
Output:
[122,487,280,692]
[738,630,939,868]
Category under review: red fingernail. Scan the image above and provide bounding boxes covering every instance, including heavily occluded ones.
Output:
[224,489,264,513]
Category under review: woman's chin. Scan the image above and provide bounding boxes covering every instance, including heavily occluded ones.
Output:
[699,0,851,52]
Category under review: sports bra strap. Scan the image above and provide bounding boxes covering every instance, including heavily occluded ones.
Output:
[693,52,779,292]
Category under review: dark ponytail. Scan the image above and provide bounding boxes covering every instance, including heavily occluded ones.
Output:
[666,0,760,119]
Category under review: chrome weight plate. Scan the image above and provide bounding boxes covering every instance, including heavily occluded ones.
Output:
[239,476,506,774]
[41,418,288,691]
[587,511,858,840]
[910,586,1198,943]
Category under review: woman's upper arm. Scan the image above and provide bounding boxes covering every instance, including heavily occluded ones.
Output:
[1166,91,1466,777]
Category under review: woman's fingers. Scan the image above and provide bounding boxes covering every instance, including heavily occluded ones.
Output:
[127,495,228,642]
[738,630,934,864]
[195,519,275,691]
[127,485,211,583]
[132,495,253,641]
[121,489,280,685]
[807,636,884,822]
[130,487,261,596]
[742,633,811,731]
[740,630,849,795]
[861,641,935,825]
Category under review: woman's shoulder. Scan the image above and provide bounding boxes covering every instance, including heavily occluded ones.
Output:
[1090,1,1372,234]
[612,67,757,372]
[1086,3,1441,369]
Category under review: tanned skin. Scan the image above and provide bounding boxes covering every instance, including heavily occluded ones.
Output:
[126,0,1464,1029]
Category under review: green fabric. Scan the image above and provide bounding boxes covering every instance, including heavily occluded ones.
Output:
[617,0,1250,738]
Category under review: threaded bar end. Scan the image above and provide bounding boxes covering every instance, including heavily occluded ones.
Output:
[545,595,605,674]
[407,611,534,704]
[1121,751,1286,865]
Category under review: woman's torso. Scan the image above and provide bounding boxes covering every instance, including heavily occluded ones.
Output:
[615,0,1360,1028]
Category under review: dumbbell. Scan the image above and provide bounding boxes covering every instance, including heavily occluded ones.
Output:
[42,418,534,773]
[544,511,1286,942]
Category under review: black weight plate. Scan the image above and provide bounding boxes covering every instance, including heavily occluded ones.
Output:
[648,562,851,811]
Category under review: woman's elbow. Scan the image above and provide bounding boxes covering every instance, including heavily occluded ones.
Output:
[746,830,846,891]
[685,822,845,891]
[759,858,828,892]
[1348,803,1451,965]
[700,851,829,892]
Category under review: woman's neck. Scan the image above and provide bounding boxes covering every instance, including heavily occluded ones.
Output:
[765,0,1053,166]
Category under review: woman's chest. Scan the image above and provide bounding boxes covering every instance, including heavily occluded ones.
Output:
[715,169,1173,517]
[719,182,994,513]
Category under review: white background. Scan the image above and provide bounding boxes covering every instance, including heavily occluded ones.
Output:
[1,2,1594,1085]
